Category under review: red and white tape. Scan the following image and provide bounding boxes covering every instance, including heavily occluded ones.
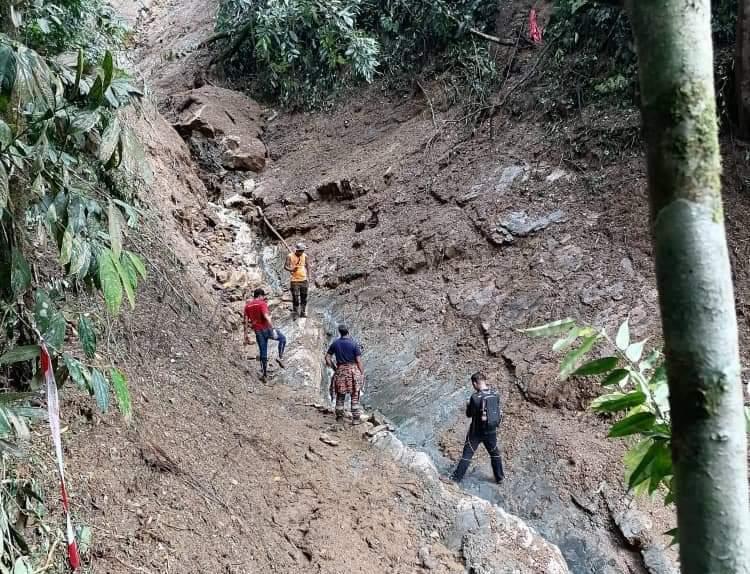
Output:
[40,344,80,571]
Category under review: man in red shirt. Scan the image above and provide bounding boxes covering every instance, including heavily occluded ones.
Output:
[244,288,286,380]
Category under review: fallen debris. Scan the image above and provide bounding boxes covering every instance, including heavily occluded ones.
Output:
[319,433,340,447]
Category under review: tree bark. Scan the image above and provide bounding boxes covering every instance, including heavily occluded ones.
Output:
[737,0,750,138]
[625,1,750,572]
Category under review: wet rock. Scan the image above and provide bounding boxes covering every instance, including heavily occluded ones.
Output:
[319,433,339,447]
[241,179,256,196]
[224,194,250,208]
[641,544,678,574]
[417,546,438,570]
[221,139,267,172]
[614,508,652,549]
[366,424,389,437]
[317,179,367,201]
[546,168,569,183]
[370,431,405,461]
[171,85,267,173]
[490,209,566,245]
[447,284,495,318]
[398,249,428,274]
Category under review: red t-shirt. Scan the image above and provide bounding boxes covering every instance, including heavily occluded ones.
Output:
[244,298,272,332]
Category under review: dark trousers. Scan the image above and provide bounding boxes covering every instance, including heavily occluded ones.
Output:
[290,281,308,314]
[451,430,504,482]
[255,328,286,376]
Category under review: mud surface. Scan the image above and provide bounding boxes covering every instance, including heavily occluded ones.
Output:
[57,0,750,571]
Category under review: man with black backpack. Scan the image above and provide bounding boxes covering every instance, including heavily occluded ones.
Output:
[446,372,505,484]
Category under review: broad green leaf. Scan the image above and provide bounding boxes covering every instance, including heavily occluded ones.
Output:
[0,45,17,96]
[31,173,45,197]
[90,368,109,412]
[626,340,647,363]
[552,327,580,352]
[110,368,131,421]
[615,318,630,350]
[34,291,65,351]
[647,443,673,493]
[591,390,646,413]
[113,253,135,310]
[89,75,104,105]
[102,51,114,92]
[77,316,97,359]
[71,110,99,133]
[62,354,90,391]
[100,117,120,164]
[126,251,147,280]
[0,119,12,147]
[520,318,575,338]
[609,412,657,438]
[0,160,8,210]
[108,200,123,258]
[99,249,122,315]
[639,348,662,373]
[11,248,31,296]
[0,392,39,404]
[665,528,679,547]
[60,227,73,266]
[0,346,40,366]
[572,356,618,377]
[601,368,629,387]
[67,196,87,233]
[560,334,599,379]
[69,237,91,278]
[626,438,659,489]
[120,250,139,289]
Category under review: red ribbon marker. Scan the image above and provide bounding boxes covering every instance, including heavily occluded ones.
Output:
[41,344,80,570]
[529,8,543,45]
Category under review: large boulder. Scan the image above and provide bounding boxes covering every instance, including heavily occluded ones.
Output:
[171,85,268,173]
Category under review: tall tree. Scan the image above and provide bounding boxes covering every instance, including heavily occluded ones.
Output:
[737,0,750,137]
[625,1,750,571]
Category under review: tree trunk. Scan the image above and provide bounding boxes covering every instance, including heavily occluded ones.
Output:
[737,0,750,138]
[625,1,750,571]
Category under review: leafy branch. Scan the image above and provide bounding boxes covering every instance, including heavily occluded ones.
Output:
[522,316,750,545]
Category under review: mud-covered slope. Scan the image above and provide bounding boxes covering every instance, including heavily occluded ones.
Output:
[112,0,750,571]
[49,1,575,573]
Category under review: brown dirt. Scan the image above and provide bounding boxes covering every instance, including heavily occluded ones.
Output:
[31,0,750,571]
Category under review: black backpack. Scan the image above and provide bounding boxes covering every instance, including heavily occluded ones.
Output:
[479,391,502,430]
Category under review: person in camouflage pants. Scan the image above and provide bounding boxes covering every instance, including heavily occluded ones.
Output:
[325,324,365,423]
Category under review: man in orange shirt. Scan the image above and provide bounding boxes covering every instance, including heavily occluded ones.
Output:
[244,288,286,380]
[284,242,312,318]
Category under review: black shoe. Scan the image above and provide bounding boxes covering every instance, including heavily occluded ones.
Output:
[300,310,307,318]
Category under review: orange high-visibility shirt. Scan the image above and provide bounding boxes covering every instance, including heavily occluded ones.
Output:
[288,253,307,282]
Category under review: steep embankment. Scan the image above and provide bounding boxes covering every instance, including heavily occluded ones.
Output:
[111,1,691,574]
[49,1,574,573]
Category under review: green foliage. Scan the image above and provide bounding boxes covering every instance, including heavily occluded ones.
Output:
[0,0,144,436]
[5,0,130,61]
[215,0,499,108]
[523,317,679,534]
[526,315,750,542]
[549,0,738,103]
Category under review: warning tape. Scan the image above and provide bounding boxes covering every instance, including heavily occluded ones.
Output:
[40,344,80,571]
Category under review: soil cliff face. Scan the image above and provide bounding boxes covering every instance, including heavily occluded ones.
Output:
[49,0,580,572]
[113,0,689,572]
